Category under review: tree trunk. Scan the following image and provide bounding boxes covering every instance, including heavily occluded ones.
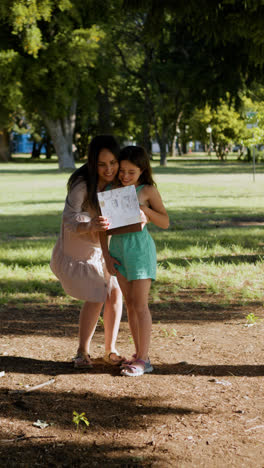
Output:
[0,129,11,161]
[172,134,177,157]
[141,87,154,156]
[31,141,43,159]
[246,147,252,162]
[216,144,225,160]
[45,137,53,159]
[157,129,168,166]
[76,132,89,160]
[97,88,112,134]
[155,119,168,166]
[159,138,167,166]
[172,112,182,157]
[43,100,77,170]
[177,141,183,155]
[182,141,187,155]
[140,122,152,156]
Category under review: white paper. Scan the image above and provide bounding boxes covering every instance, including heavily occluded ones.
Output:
[98,185,141,230]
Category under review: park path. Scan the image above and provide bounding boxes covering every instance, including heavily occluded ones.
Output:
[1,300,264,467]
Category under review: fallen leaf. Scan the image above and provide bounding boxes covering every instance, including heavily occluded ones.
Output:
[33,420,50,429]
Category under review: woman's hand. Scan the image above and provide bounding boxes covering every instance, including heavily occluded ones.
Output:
[89,216,110,232]
[140,207,149,228]
[105,255,121,276]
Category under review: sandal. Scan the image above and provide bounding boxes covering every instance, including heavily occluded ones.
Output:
[120,358,153,377]
[120,353,137,369]
[72,352,93,369]
[103,352,126,366]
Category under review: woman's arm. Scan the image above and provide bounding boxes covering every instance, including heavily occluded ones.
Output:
[64,181,109,234]
[76,216,109,234]
[140,186,169,229]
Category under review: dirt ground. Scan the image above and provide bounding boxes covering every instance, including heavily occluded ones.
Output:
[1,295,264,467]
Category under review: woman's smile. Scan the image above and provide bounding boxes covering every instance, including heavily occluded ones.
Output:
[97,149,119,184]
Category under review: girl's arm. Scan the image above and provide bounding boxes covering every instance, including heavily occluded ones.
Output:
[99,232,120,275]
[140,186,169,229]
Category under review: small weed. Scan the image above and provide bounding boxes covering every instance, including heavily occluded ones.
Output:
[246,313,262,325]
[97,316,104,327]
[160,327,177,338]
[128,335,134,344]
[158,302,171,310]
[72,411,90,432]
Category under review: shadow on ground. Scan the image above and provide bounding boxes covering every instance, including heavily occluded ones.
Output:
[0,301,255,338]
[1,356,263,378]
[0,384,207,436]
[0,439,158,467]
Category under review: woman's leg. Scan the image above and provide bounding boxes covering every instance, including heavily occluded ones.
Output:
[77,301,103,355]
[103,284,123,356]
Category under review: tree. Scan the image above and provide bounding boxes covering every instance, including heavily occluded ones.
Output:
[110,12,194,165]
[0,50,22,161]
[189,99,247,160]
[0,0,113,169]
[21,10,104,169]
[114,2,259,165]
[240,86,264,161]
[122,0,264,161]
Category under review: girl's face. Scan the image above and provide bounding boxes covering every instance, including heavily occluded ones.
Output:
[97,149,119,185]
[118,160,142,187]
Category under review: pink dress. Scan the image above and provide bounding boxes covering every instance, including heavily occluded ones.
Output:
[50,180,118,302]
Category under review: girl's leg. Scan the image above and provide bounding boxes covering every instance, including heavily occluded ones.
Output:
[77,301,103,355]
[103,285,123,357]
[116,272,139,357]
[130,279,152,362]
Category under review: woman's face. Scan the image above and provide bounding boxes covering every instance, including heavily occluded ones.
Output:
[97,149,119,185]
[118,160,142,187]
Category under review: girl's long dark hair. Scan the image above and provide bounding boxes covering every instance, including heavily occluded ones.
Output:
[119,145,156,186]
[67,135,120,212]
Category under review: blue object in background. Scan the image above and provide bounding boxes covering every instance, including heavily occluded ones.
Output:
[12,133,45,154]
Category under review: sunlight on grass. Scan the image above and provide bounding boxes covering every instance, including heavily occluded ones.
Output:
[154,260,264,304]
[1,160,264,307]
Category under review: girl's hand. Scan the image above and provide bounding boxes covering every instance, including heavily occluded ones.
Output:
[140,208,149,228]
[105,255,121,276]
[89,216,110,232]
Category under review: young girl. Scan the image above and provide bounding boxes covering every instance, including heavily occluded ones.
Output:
[101,145,169,376]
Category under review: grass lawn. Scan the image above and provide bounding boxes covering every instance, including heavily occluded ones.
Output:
[0,157,263,308]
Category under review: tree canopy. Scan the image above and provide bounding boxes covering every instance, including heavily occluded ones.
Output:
[1,1,264,166]
[0,0,119,168]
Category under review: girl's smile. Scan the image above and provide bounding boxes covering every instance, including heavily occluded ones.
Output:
[118,160,142,187]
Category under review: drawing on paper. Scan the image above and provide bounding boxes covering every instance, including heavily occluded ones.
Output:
[97,185,141,230]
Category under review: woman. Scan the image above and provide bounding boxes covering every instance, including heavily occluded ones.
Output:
[50,135,124,368]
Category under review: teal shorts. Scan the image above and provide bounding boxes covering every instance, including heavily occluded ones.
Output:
[109,226,156,281]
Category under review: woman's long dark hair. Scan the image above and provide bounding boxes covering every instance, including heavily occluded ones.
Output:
[67,135,120,212]
[119,145,156,186]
